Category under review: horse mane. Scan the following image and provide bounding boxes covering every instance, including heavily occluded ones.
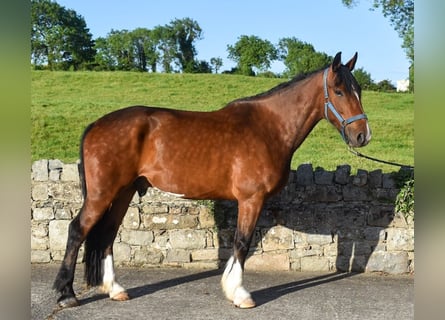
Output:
[335,65,361,96]
[233,63,359,103]
[234,66,328,103]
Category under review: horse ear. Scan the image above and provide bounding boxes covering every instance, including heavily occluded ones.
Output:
[345,52,358,71]
[331,52,342,73]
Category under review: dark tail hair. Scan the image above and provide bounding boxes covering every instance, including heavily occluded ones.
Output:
[84,220,107,286]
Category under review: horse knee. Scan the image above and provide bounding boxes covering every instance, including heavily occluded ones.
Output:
[233,230,254,266]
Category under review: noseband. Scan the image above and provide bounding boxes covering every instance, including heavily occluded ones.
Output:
[323,68,367,143]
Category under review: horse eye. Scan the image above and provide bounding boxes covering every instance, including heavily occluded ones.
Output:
[334,89,343,97]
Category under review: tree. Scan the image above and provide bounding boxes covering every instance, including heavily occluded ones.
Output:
[210,57,223,74]
[342,0,414,90]
[408,63,414,92]
[31,0,95,70]
[194,60,212,73]
[130,28,159,72]
[353,67,374,90]
[152,24,177,73]
[227,35,278,76]
[93,37,115,70]
[94,29,154,71]
[167,18,203,73]
[278,37,332,77]
[374,79,396,92]
[92,18,202,73]
[105,29,135,71]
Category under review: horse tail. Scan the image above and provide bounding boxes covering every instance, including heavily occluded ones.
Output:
[84,219,109,287]
[78,122,93,200]
[77,122,108,287]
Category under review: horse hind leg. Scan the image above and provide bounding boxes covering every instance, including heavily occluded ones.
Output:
[53,198,112,308]
[53,212,85,308]
[100,177,150,301]
[100,251,129,301]
[221,195,264,309]
[84,186,136,302]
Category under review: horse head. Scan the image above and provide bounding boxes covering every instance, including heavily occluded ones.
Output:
[323,52,371,147]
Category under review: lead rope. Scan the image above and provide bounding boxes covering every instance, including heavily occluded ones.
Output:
[348,146,414,169]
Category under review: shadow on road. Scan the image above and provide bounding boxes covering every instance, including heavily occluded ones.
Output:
[251,272,354,307]
[126,269,221,299]
[76,268,356,308]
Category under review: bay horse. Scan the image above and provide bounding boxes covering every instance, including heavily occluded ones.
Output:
[54,52,371,309]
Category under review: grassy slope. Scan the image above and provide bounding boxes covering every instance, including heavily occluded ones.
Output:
[31,71,414,173]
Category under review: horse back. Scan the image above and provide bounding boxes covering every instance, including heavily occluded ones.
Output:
[82,105,290,201]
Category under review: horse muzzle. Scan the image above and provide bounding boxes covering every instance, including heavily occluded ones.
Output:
[345,120,372,148]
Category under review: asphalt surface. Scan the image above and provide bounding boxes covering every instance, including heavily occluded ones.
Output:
[31,264,413,320]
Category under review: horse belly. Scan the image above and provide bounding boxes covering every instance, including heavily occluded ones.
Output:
[147,163,233,200]
[142,138,235,200]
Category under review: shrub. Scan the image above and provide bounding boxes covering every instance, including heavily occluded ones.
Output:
[394,168,414,220]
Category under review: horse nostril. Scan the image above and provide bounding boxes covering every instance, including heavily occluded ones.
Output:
[357,132,365,145]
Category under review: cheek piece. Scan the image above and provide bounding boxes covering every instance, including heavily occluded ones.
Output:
[323,68,367,143]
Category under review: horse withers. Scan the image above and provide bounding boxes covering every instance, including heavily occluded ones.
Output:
[53,52,371,309]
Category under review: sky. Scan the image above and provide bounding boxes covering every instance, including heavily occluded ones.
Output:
[56,0,410,84]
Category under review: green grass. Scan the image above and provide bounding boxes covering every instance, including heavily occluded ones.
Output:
[31,71,413,173]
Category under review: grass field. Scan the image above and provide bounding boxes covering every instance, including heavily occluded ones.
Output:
[31,71,414,173]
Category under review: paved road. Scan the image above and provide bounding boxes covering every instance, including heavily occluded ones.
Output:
[32,264,413,320]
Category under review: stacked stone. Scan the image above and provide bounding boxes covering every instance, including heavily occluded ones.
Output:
[31,160,82,263]
[250,164,414,274]
[31,160,414,274]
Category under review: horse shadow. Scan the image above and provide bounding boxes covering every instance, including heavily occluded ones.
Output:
[250,272,353,307]
[75,269,222,307]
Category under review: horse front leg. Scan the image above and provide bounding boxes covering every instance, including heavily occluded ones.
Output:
[221,195,264,308]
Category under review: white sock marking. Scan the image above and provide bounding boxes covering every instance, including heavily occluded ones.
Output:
[221,256,252,305]
[102,254,126,298]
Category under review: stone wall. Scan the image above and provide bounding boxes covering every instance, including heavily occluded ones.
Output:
[31,160,414,274]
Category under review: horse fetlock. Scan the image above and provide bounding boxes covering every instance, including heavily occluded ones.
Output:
[221,280,255,309]
[233,286,256,309]
[57,295,80,309]
[110,290,130,301]
[101,281,129,301]
[221,257,241,301]
[99,282,112,294]
[221,256,255,307]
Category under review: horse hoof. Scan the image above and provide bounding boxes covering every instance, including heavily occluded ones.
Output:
[57,296,79,309]
[235,297,256,309]
[111,291,130,301]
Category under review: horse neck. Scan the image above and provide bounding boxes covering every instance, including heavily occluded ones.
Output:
[259,72,325,152]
